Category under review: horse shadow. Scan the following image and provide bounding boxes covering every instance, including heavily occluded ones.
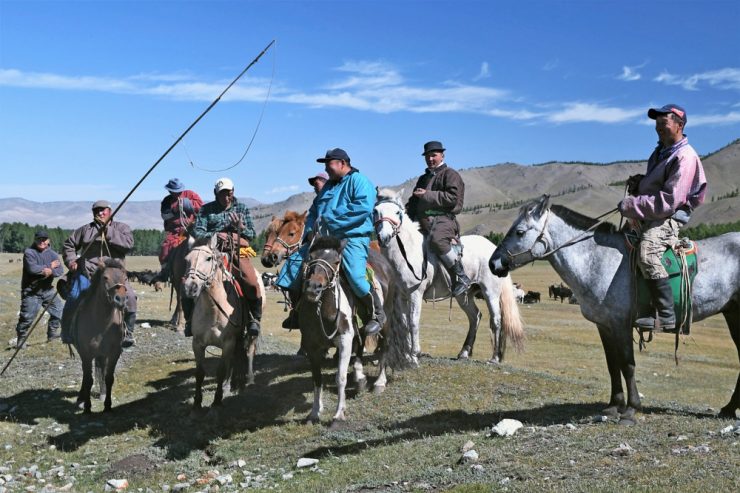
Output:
[298,401,721,460]
[1,351,325,459]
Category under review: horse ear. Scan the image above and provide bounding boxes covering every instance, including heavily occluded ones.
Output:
[209,233,219,250]
[300,210,308,220]
[529,194,550,220]
[397,187,405,198]
[338,238,349,254]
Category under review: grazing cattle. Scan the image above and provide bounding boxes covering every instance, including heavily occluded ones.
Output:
[523,291,541,304]
[549,283,573,303]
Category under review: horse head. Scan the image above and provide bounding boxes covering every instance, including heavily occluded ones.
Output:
[489,194,552,277]
[302,236,346,303]
[373,187,405,248]
[95,258,128,309]
[183,235,221,299]
[261,210,307,268]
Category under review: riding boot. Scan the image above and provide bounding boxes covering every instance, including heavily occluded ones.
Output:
[122,312,136,348]
[247,298,262,337]
[449,260,472,297]
[182,296,194,337]
[281,289,301,329]
[358,290,386,336]
[60,299,77,344]
[635,277,676,332]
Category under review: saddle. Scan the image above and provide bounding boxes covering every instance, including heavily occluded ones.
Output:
[625,228,699,336]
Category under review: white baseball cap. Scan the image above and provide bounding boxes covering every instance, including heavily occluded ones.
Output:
[214,177,234,193]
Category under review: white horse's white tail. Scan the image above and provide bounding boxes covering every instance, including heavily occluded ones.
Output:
[499,277,525,352]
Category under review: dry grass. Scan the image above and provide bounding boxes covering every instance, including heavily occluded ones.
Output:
[0,254,738,492]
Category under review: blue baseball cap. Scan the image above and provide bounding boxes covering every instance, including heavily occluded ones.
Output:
[648,104,687,125]
[317,148,350,163]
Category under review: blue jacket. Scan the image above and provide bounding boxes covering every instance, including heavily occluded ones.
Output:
[307,168,376,238]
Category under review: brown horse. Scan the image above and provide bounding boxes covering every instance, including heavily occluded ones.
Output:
[166,238,192,333]
[183,235,264,412]
[71,259,128,413]
[261,211,307,268]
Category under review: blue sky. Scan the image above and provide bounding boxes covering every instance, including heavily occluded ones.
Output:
[1,0,738,204]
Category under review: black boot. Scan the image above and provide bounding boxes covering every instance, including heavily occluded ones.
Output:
[449,260,472,297]
[359,290,386,336]
[281,289,300,329]
[122,312,136,348]
[635,277,676,332]
[247,298,262,337]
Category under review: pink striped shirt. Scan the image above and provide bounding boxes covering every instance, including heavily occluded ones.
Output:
[620,137,707,222]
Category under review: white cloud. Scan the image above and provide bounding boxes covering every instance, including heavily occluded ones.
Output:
[265,185,300,195]
[687,111,740,126]
[473,62,490,81]
[654,67,740,91]
[617,66,641,81]
[542,59,559,71]
[547,103,643,124]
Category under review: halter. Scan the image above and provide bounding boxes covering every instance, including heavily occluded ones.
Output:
[374,199,428,282]
[303,256,342,340]
[373,198,404,238]
[185,246,221,288]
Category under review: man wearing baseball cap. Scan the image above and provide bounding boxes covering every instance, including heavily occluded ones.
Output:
[192,177,262,337]
[12,231,64,348]
[618,104,707,333]
[60,200,138,347]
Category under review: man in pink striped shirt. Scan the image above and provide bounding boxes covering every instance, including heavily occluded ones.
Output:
[618,104,707,332]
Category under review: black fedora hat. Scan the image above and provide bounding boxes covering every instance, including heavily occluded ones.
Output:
[422,141,446,155]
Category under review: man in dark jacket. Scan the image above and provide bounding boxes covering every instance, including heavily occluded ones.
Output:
[405,141,470,297]
[60,200,138,347]
[13,230,64,348]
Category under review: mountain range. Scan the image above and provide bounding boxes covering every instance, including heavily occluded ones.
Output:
[2,139,738,236]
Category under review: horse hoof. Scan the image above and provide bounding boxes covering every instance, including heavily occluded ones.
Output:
[487,358,501,365]
[718,406,737,419]
[602,406,620,419]
[618,417,637,426]
[457,351,470,360]
[103,406,112,413]
[305,415,320,425]
[373,385,386,395]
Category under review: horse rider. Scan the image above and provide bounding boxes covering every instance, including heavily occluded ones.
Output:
[59,200,138,348]
[155,178,203,282]
[405,140,470,297]
[277,171,328,329]
[618,104,707,332]
[13,230,64,348]
[279,149,386,336]
[191,177,263,337]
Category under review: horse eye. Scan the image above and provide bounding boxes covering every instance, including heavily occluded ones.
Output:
[516,230,525,237]
[288,232,295,237]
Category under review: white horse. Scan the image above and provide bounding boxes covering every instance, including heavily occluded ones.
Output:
[182,235,265,412]
[373,188,524,363]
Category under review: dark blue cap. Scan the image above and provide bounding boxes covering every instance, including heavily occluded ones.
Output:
[34,230,49,239]
[648,104,687,124]
[422,141,446,155]
[164,178,185,192]
[317,148,350,163]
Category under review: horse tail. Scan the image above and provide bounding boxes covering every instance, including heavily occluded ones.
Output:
[499,276,525,352]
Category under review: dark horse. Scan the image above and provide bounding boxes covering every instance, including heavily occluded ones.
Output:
[298,236,409,424]
[549,283,573,303]
[490,196,740,423]
[71,259,128,413]
[163,238,192,333]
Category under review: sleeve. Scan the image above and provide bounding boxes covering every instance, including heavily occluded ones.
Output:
[187,191,204,213]
[24,249,45,276]
[51,250,64,277]
[417,170,462,210]
[62,228,83,267]
[239,206,256,241]
[192,207,212,240]
[323,175,376,236]
[619,154,699,221]
[304,200,318,237]
[107,222,134,252]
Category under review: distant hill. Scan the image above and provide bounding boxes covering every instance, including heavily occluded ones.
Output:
[1,139,738,235]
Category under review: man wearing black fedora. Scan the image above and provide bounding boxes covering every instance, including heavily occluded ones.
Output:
[406,141,470,297]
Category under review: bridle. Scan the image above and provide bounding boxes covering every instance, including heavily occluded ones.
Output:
[263,220,305,256]
[303,255,342,340]
[185,246,221,288]
[502,207,620,269]
[373,199,428,282]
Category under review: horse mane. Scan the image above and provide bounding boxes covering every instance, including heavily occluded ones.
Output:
[376,188,403,206]
[82,258,126,301]
[310,235,342,253]
[283,210,306,224]
[550,204,617,234]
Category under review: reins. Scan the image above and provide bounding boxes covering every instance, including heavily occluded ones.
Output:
[374,199,428,282]
[303,257,342,340]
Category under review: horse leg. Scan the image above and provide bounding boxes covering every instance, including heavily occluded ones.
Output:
[351,335,367,388]
[596,324,627,419]
[373,348,388,394]
[409,292,423,362]
[214,343,234,407]
[456,295,481,360]
[80,357,94,414]
[103,353,120,412]
[246,334,257,386]
[607,323,642,425]
[332,331,354,423]
[306,347,324,424]
[719,302,740,418]
[95,355,106,401]
[193,343,206,412]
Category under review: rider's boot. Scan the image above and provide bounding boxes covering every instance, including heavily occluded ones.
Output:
[122,312,136,348]
[358,289,386,336]
[441,249,471,297]
[247,298,262,337]
[281,288,301,329]
[635,277,676,332]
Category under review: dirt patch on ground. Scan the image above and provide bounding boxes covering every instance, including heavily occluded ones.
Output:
[107,454,157,476]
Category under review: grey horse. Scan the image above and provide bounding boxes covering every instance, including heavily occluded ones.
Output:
[489,195,740,424]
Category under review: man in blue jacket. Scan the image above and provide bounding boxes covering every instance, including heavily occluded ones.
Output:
[14,230,64,348]
[280,148,386,335]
